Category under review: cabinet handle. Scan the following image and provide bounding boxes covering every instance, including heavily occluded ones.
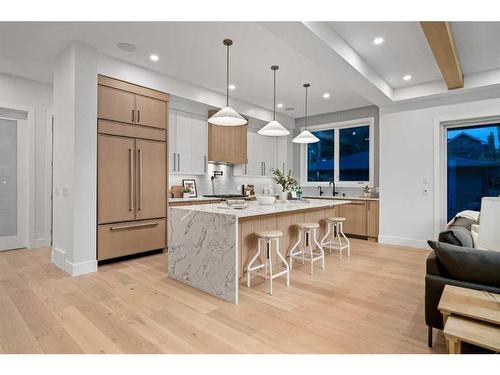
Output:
[138,148,143,211]
[349,201,366,205]
[110,221,159,231]
[282,163,285,173]
[264,162,266,175]
[173,153,177,172]
[177,153,181,171]
[137,110,140,123]
[204,156,207,173]
[129,148,134,211]
[244,164,247,175]
[131,109,135,123]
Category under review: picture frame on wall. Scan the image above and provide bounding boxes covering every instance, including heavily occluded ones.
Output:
[182,179,198,197]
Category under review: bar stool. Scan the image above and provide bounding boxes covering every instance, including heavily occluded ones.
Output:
[246,230,290,295]
[321,217,350,259]
[288,223,325,275]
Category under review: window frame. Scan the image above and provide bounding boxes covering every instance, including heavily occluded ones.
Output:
[300,117,375,188]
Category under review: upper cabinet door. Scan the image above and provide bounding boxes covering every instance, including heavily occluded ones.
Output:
[168,110,177,173]
[98,135,136,224]
[135,95,167,129]
[175,111,193,174]
[98,85,136,124]
[135,139,167,220]
[277,135,288,173]
[190,113,208,174]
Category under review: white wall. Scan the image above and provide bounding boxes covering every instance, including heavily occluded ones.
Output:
[0,72,53,248]
[379,96,500,249]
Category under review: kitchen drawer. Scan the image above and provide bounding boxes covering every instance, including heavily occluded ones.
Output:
[98,218,166,260]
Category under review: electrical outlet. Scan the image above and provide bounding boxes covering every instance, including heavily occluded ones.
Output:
[423,186,430,195]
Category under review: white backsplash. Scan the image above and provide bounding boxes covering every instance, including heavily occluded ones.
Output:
[169,163,281,196]
[301,186,378,198]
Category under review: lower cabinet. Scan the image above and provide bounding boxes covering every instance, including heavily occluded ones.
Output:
[98,219,166,261]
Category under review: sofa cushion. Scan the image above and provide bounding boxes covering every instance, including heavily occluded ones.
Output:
[438,226,474,247]
[427,240,500,287]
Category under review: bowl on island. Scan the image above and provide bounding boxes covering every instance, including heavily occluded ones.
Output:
[256,195,276,205]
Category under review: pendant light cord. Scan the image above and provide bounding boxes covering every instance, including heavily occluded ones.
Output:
[273,69,276,121]
[226,43,230,107]
[305,85,308,130]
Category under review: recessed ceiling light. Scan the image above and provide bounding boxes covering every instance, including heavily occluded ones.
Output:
[373,37,384,45]
[322,92,330,99]
[117,42,136,52]
[277,103,284,108]
[149,54,159,62]
[403,75,412,81]
[228,84,236,90]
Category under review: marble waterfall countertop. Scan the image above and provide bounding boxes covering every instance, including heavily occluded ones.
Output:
[169,196,223,203]
[172,199,351,219]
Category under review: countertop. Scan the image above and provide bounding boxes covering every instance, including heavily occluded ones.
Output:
[304,195,379,202]
[169,196,223,203]
[171,199,351,219]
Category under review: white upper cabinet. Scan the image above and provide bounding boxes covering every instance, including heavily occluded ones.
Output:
[169,109,207,175]
[234,128,287,177]
[277,135,288,174]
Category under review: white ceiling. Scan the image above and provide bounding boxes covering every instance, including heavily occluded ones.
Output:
[0,22,370,118]
[1,21,500,117]
[328,22,442,88]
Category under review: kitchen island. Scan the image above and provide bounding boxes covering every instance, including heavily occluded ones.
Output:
[168,199,350,303]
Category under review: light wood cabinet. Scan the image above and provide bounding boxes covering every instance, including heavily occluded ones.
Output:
[208,110,247,164]
[367,200,379,238]
[338,201,368,236]
[98,75,167,129]
[98,135,136,224]
[97,75,168,261]
[135,140,167,221]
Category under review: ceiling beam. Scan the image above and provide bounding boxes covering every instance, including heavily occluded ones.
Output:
[420,22,464,90]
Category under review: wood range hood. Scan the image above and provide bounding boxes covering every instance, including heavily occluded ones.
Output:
[207,109,248,164]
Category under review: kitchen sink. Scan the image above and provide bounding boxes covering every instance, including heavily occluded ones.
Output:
[203,194,247,199]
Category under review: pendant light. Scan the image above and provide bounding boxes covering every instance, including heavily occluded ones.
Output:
[258,65,290,136]
[292,83,319,144]
[209,39,247,126]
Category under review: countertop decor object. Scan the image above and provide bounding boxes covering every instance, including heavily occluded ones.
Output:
[270,167,298,201]
[256,195,276,205]
[478,197,500,251]
[181,179,197,198]
[293,83,319,144]
[171,185,183,198]
[257,65,289,137]
[208,39,247,127]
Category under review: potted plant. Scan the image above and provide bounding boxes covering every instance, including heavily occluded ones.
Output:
[270,168,299,202]
[362,185,374,198]
[182,187,192,198]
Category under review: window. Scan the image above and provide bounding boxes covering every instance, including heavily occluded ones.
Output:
[446,123,500,221]
[301,118,374,186]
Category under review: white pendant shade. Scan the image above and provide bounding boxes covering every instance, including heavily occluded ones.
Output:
[292,129,319,144]
[208,106,248,126]
[258,120,290,136]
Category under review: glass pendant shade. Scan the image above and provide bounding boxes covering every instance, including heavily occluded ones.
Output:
[292,129,319,143]
[209,106,247,126]
[258,120,290,136]
[208,38,247,127]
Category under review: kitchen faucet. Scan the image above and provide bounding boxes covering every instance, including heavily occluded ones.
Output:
[317,186,324,196]
[329,179,339,196]
[211,170,223,195]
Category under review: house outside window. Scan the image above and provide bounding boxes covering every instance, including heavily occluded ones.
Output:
[300,118,375,187]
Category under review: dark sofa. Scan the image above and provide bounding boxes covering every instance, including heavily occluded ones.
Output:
[425,217,500,348]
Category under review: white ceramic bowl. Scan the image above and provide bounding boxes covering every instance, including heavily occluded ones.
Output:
[256,195,276,205]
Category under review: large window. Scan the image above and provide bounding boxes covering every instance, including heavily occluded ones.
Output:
[301,118,374,186]
[447,123,500,221]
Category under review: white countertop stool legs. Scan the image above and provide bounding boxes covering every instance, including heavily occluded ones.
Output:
[321,217,350,259]
[288,223,325,275]
[247,230,290,295]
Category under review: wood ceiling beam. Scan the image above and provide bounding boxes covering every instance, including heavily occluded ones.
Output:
[420,21,464,89]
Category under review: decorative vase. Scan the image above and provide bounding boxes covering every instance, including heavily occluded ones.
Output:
[280,190,288,202]
[183,193,190,198]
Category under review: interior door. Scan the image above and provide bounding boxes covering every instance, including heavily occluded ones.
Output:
[0,118,28,251]
[98,135,136,224]
[135,139,166,220]
[135,94,167,129]
[98,85,136,124]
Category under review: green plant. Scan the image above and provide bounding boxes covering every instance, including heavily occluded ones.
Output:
[270,168,298,192]
[182,187,192,193]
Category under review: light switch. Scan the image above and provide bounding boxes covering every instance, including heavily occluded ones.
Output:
[62,187,69,197]
[423,176,429,184]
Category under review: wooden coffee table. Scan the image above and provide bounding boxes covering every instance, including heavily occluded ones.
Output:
[438,285,500,354]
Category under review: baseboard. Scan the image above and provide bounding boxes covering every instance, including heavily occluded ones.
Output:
[31,237,50,249]
[51,246,97,276]
[378,235,429,249]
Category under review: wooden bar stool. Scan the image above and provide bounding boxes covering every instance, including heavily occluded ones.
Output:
[321,217,350,259]
[288,223,325,275]
[246,230,290,295]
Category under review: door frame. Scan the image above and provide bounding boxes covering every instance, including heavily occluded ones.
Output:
[0,102,34,251]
